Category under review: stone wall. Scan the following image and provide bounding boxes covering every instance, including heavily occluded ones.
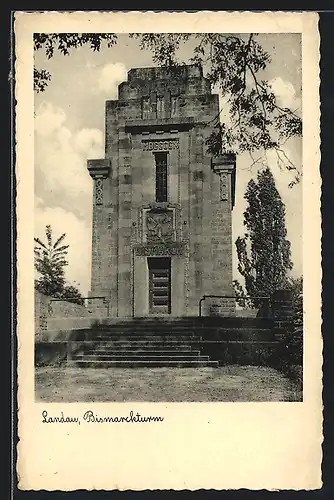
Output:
[201,297,236,317]
[49,298,89,318]
[34,290,108,335]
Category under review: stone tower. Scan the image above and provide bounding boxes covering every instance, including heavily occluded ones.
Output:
[87,65,236,318]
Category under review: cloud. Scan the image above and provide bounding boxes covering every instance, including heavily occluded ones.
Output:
[35,101,104,219]
[269,76,301,112]
[34,102,67,137]
[74,128,105,158]
[217,76,301,118]
[96,62,127,97]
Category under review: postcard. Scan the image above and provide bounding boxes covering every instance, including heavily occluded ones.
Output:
[15,10,322,491]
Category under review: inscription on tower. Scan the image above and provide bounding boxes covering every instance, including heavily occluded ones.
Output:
[142,139,179,151]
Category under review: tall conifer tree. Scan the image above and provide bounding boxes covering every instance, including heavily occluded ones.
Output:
[234,167,293,304]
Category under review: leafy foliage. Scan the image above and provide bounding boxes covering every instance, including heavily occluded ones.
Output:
[271,276,303,386]
[34,225,83,304]
[286,276,303,330]
[34,33,117,92]
[34,67,51,93]
[131,33,302,180]
[34,225,68,297]
[232,279,253,308]
[234,167,293,307]
[61,284,84,306]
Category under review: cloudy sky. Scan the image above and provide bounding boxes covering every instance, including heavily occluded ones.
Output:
[34,33,302,296]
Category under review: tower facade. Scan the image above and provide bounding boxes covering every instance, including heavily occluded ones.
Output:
[87,65,236,317]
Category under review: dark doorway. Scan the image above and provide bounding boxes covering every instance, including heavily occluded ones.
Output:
[148,257,171,315]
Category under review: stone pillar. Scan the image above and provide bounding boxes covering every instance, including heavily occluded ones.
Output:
[87,159,111,315]
[271,289,294,341]
[117,128,133,317]
[272,290,294,320]
[208,153,237,316]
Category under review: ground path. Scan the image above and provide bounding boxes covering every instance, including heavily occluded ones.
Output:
[35,365,301,402]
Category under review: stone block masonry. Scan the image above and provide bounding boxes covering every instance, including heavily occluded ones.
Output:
[87,64,236,318]
[34,290,109,336]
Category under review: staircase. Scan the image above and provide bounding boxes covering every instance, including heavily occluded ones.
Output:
[66,317,275,368]
[68,318,219,368]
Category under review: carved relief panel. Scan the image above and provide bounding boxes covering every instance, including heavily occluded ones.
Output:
[146,209,175,244]
[95,178,104,206]
[134,205,184,257]
[219,173,229,202]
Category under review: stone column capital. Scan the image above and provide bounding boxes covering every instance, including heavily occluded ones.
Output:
[87,159,111,180]
[211,153,236,175]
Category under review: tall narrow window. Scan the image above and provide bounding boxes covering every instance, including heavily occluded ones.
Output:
[155,152,168,202]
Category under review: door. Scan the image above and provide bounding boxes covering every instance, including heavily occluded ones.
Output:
[148,257,171,315]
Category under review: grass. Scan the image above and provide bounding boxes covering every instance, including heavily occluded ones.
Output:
[35,365,302,402]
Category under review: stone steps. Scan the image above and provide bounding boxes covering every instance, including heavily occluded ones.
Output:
[93,334,201,341]
[66,317,276,368]
[92,331,274,341]
[68,359,219,368]
[84,349,201,356]
[93,327,272,336]
[73,354,209,362]
[71,337,214,367]
[95,317,273,328]
[84,340,202,348]
[69,328,215,367]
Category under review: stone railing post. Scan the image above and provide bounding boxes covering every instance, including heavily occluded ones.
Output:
[271,289,294,341]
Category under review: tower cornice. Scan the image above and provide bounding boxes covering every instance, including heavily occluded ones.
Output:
[87,159,111,179]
